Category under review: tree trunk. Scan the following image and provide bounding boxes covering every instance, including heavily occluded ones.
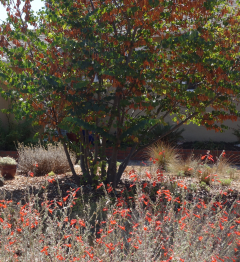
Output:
[100,137,107,181]
[115,144,137,187]
[107,147,118,187]
[58,129,80,185]
[79,144,87,176]
[79,130,92,184]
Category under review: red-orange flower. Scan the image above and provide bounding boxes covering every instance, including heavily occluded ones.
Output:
[78,219,85,227]
[41,246,48,255]
[56,254,64,260]
[118,225,125,231]
[63,195,69,202]
[48,178,55,183]
[146,171,151,179]
[70,219,77,226]
[84,250,94,259]
[110,220,116,225]
[96,183,103,189]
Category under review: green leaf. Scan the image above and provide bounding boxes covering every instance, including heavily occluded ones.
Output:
[59,117,115,141]
[120,119,159,140]
[72,81,89,89]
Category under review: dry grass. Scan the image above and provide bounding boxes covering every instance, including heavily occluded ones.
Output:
[213,157,237,179]
[167,154,199,177]
[147,143,238,186]
[17,142,76,176]
[197,164,212,185]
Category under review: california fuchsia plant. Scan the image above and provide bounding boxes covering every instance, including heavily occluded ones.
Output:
[0,167,238,261]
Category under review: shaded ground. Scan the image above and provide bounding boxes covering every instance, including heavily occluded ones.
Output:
[0,164,239,206]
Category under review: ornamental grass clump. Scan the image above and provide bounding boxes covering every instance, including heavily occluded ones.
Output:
[145,141,180,170]
[17,142,76,176]
[197,164,213,185]
[166,149,237,186]
[199,150,237,185]
[167,154,199,177]
[213,154,237,180]
[0,165,239,261]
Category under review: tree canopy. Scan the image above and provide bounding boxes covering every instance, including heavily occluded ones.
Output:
[0,0,240,187]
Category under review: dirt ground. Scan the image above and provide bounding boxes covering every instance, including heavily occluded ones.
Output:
[0,162,239,205]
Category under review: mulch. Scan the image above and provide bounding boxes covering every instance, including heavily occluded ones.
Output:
[0,164,239,208]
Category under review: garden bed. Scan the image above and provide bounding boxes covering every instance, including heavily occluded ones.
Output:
[0,163,239,261]
[0,163,240,203]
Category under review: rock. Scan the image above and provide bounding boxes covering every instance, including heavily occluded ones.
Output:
[64,182,78,189]
[0,177,5,187]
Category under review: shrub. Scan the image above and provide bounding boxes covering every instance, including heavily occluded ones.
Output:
[232,124,240,142]
[0,117,41,151]
[219,178,232,186]
[17,142,76,176]
[138,123,185,147]
[0,174,238,261]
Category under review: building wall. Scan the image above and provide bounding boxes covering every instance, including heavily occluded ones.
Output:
[165,103,240,143]
[176,120,239,143]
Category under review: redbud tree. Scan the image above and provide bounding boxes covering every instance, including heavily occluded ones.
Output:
[0,0,240,187]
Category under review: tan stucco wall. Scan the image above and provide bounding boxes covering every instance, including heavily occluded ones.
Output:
[179,120,239,142]
[165,102,240,143]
